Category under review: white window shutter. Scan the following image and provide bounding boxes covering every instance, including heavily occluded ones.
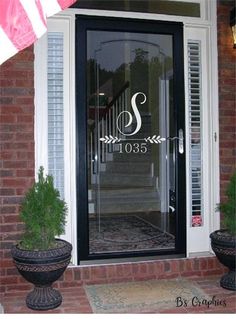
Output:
[188,41,202,226]
[47,32,64,197]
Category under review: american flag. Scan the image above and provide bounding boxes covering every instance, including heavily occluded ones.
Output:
[0,0,76,65]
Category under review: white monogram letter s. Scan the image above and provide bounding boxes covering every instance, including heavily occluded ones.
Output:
[116,92,146,136]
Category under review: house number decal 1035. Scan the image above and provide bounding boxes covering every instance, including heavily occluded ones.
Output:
[99,92,166,153]
[118,142,148,154]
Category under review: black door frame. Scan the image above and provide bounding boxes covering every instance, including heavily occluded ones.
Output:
[75,15,186,263]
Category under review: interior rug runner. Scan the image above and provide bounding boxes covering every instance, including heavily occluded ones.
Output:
[85,278,210,313]
[89,215,175,253]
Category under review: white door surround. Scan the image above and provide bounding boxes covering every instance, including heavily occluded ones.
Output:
[35,0,220,265]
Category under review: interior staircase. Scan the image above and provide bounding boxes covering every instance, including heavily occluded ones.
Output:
[90,113,160,214]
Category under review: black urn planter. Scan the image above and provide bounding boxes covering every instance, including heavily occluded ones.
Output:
[11,239,72,310]
[210,230,236,291]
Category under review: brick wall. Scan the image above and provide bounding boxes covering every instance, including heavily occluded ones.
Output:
[217,0,236,200]
[0,47,35,295]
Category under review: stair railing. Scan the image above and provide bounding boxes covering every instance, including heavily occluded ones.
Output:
[90,81,130,180]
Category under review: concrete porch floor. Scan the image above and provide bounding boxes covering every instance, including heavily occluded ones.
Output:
[2,276,236,314]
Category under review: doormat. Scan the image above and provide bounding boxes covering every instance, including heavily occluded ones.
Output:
[89,215,175,253]
[85,278,209,313]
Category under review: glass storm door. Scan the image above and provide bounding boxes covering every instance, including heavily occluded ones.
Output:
[76,16,186,262]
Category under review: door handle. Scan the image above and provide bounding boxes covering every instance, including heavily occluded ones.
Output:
[178,128,184,154]
[166,129,184,154]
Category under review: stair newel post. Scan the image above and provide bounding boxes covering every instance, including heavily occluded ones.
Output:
[105,113,108,161]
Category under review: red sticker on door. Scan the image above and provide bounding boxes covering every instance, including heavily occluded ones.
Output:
[192,215,203,227]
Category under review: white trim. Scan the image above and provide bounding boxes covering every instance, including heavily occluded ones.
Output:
[34,16,77,264]
[185,27,209,254]
[34,34,48,173]
[184,0,220,255]
[208,0,220,236]
[62,0,212,25]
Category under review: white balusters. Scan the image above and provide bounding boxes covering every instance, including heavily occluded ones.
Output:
[101,118,105,162]
[90,83,129,185]
[108,109,112,152]
[112,106,115,138]
[105,113,108,159]
[121,92,125,135]
[115,100,118,138]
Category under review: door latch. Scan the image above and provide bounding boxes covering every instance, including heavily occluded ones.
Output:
[178,128,184,154]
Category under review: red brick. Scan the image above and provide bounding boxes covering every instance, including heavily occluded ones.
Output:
[104,265,114,279]
[132,263,140,276]
[0,206,17,214]
[81,268,91,281]
[164,261,171,272]
[140,263,147,274]
[3,215,20,224]
[1,276,19,285]
[0,188,15,196]
[92,266,107,279]
[156,261,164,275]
[122,264,132,277]
[192,259,200,271]
[115,264,124,277]
[181,271,202,277]
[59,281,80,289]
[0,224,19,233]
[202,269,224,277]
[170,260,180,273]
[207,258,215,270]
[200,259,207,270]
[6,284,31,292]
[16,115,34,123]
[3,161,28,169]
[64,269,73,282]
[147,262,156,275]
[2,178,30,188]
[218,1,236,207]
[0,115,17,123]
[73,269,81,281]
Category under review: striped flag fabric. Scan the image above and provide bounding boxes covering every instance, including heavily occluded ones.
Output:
[0,0,76,65]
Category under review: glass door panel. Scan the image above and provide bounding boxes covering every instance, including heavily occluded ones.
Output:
[76,16,186,260]
[87,31,176,255]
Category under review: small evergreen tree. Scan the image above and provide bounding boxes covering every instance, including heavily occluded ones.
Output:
[219,171,236,235]
[20,167,67,250]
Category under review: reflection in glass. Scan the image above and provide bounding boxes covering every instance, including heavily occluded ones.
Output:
[87,31,176,254]
[73,0,201,18]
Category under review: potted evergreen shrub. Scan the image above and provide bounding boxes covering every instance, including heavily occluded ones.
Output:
[11,167,72,310]
[210,171,236,291]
